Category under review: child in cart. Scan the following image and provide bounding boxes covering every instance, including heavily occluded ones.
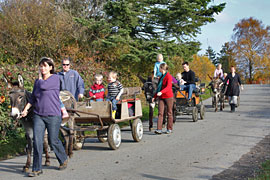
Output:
[106,71,123,119]
[89,74,105,102]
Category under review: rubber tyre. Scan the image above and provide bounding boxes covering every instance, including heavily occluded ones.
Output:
[108,124,121,150]
[192,107,198,122]
[132,119,143,142]
[97,129,108,143]
[200,104,205,120]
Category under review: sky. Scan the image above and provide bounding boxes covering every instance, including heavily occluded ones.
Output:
[196,0,270,55]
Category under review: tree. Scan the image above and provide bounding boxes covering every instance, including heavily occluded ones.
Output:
[190,54,216,81]
[98,0,225,73]
[230,17,270,82]
[0,0,74,63]
[217,42,235,74]
[205,46,218,66]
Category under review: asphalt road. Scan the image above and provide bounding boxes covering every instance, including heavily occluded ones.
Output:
[0,84,269,180]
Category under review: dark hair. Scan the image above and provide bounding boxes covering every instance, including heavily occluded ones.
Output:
[182,61,189,66]
[39,57,55,74]
[159,63,168,70]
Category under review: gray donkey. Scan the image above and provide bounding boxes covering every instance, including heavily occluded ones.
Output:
[4,74,76,172]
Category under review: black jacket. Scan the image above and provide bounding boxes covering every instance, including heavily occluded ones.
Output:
[181,70,195,85]
[224,73,242,96]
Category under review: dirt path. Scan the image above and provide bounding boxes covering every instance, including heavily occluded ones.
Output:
[0,84,269,180]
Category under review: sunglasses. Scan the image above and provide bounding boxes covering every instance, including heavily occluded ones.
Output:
[62,64,70,66]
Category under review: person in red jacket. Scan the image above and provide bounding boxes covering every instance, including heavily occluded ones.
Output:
[89,74,105,101]
[152,63,174,134]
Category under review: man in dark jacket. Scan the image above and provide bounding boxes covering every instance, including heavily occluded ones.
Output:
[180,62,196,102]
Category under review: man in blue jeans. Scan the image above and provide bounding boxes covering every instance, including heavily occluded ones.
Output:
[180,62,196,104]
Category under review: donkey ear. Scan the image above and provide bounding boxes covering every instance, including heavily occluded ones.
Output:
[207,74,213,80]
[3,74,12,89]
[18,74,24,88]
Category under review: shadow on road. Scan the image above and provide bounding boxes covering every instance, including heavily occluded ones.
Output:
[140,173,178,180]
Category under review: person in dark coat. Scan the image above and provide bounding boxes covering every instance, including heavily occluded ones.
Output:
[223,66,243,112]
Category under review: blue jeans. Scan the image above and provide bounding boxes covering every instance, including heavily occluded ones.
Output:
[32,114,67,172]
[106,97,119,111]
[180,84,196,100]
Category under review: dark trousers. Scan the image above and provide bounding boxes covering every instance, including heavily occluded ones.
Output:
[157,97,174,130]
[32,114,67,171]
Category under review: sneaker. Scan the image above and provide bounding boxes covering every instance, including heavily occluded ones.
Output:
[165,130,172,134]
[59,160,68,171]
[28,171,43,177]
[154,130,162,134]
[112,110,116,119]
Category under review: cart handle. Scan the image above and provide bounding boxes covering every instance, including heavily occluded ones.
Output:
[66,108,104,130]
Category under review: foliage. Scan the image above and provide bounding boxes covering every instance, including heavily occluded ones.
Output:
[249,160,270,180]
[0,0,74,64]
[0,132,26,160]
[190,54,216,81]
[205,46,218,66]
[217,42,235,74]
[230,17,270,83]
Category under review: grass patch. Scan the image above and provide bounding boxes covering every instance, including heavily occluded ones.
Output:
[249,160,270,180]
[201,87,212,101]
[0,134,26,160]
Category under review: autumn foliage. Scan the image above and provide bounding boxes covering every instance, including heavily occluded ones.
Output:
[230,17,270,83]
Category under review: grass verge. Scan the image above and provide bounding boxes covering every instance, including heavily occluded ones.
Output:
[249,161,270,180]
[0,134,26,160]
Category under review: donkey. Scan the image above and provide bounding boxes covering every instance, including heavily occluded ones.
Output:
[208,74,225,112]
[4,75,76,172]
[138,74,176,131]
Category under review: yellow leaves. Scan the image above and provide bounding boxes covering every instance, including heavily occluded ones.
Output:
[190,54,215,81]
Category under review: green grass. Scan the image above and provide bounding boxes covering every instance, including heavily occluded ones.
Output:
[0,135,26,160]
[249,161,270,180]
[201,87,212,101]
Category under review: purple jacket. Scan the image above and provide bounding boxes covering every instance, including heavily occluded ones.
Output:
[30,74,61,116]
[171,75,178,84]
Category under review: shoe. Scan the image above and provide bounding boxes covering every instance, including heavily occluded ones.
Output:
[28,171,43,177]
[59,160,68,171]
[112,110,116,119]
[154,130,162,135]
[187,100,192,106]
[61,107,69,120]
[230,104,236,113]
[165,130,172,134]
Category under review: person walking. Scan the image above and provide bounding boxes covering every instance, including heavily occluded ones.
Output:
[223,66,243,112]
[21,57,68,177]
[58,58,84,101]
[152,63,174,134]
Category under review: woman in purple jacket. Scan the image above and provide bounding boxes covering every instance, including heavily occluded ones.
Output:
[22,57,68,177]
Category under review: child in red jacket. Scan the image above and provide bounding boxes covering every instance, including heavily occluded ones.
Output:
[89,74,105,101]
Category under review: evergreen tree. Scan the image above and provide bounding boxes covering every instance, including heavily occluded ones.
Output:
[205,46,218,66]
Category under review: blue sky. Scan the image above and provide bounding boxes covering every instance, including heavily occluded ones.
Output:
[196,0,270,55]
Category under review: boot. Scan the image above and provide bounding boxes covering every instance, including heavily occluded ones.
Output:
[230,104,235,112]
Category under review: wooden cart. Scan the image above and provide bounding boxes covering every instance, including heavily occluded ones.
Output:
[68,87,143,150]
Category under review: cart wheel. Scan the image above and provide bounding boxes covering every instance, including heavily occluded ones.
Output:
[108,124,121,150]
[97,129,108,143]
[192,107,198,122]
[132,118,143,142]
[200,104,205,120]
